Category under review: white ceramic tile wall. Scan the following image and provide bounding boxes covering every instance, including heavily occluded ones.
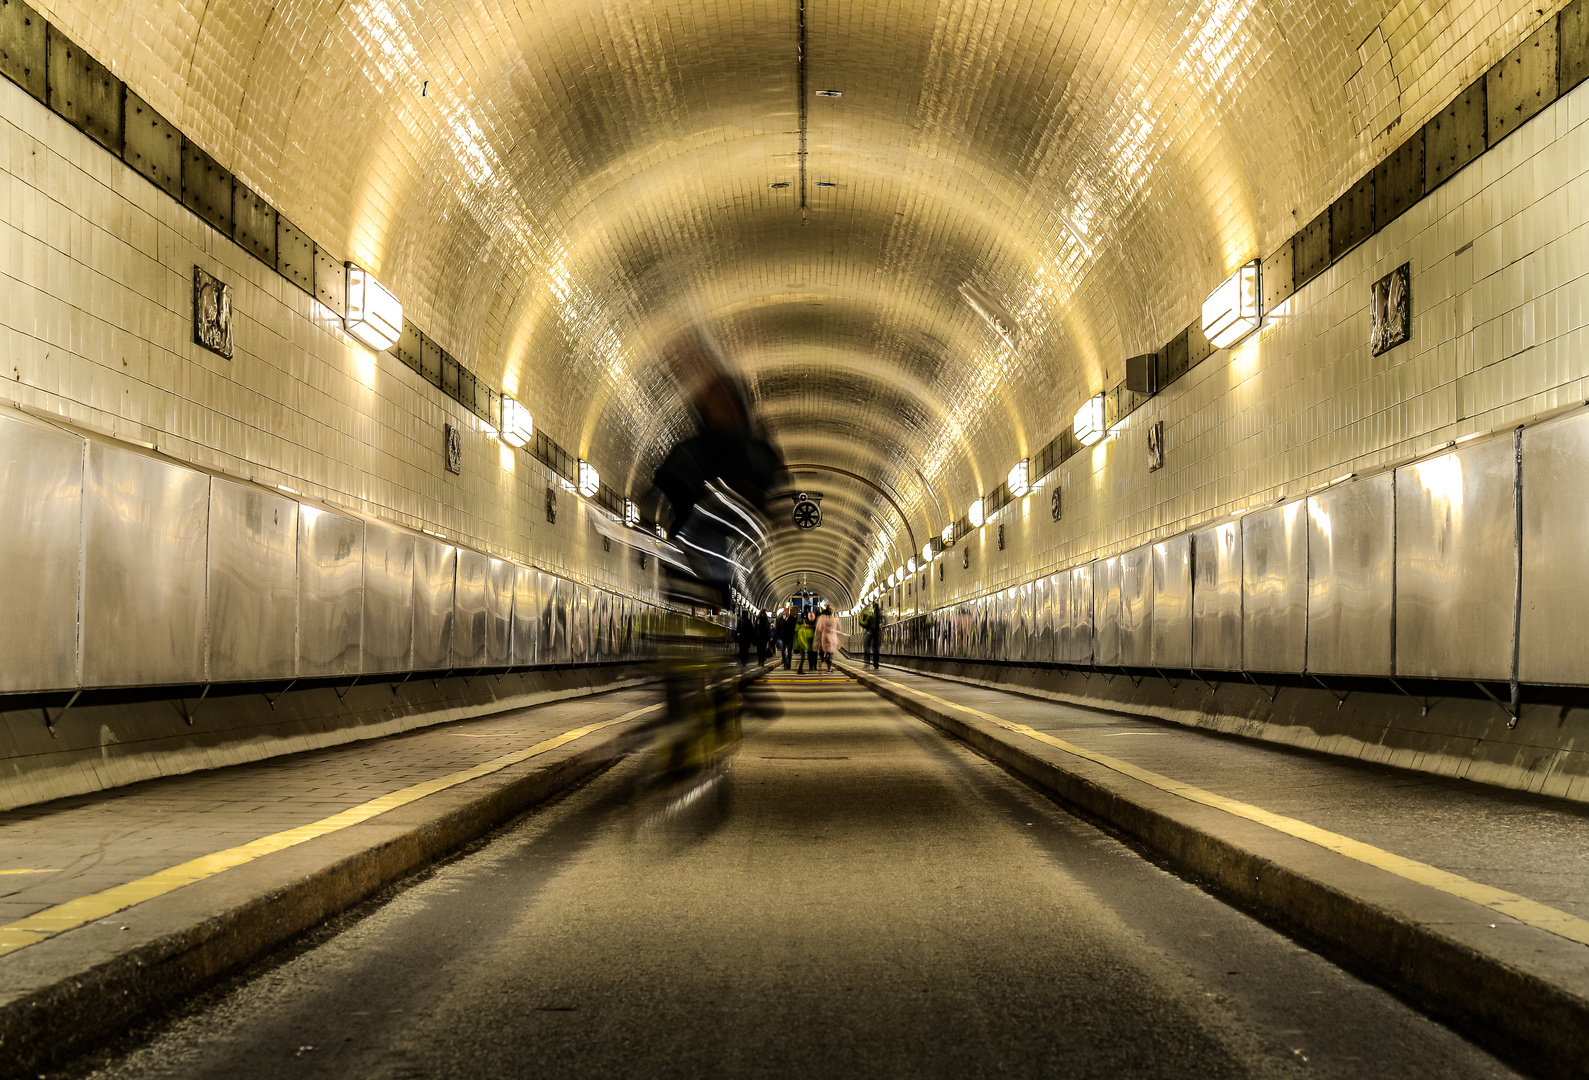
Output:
[0,79,659,605]
[914,79,1589,615]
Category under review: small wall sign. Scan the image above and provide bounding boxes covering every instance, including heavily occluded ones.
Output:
[1370,263,1411,356]
[193,266,233,359]
[444,423,463,474]
[1148,420,1165,472]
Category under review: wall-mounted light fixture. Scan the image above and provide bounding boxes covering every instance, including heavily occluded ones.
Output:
[1007,459,1029,497]
[940,524,954,546]
[500,396,533,448]
[921,541,933,563]
[1202,260,1261,348]
[577,459,600,498]
[344,265,402,350]
[907,558,918,574]
[625,499,640,527]
[968,497,985,528]
[1073,393,1106,446]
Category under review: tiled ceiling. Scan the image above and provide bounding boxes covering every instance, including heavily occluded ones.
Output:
[43,0,1554,600]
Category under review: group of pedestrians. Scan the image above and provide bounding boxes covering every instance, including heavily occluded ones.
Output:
[735,599,886,673]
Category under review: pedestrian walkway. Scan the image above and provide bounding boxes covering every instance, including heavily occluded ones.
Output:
[843,660,1589,1077]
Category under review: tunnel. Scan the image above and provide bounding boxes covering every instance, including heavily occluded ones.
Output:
[2,0,1589,1076]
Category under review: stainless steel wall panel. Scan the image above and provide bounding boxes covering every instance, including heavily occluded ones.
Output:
[1119,546,1154,666]
[1521,412,1589,683]
[1070,563,1094,664]
[0,414,83,692]
[512,566,540,666]
[1016,583,1033,661]
[82,443,209,687]
[207,480,297,682]
[1242,502,1308,672]
[542,574,569,664]
[1094,557,1122,667]
[570,585,590,662]
[452,549,489,668]
[1307,474,1395,676]
[1033,575,1052,661]
[485,558,514,666]
[297,508,363,678]
[362,524,414,674]
[1151,536,1192,668]
[1192,522,1243,670]
[412,538,456,669]
[1049,571,1071,662]
[1396,441,1516,679]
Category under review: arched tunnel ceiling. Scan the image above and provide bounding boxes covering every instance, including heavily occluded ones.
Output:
[48,0,1555,604]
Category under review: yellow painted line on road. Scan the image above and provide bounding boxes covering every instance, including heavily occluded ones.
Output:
[0,704,662,959]
[866,670,1589,948]
[0,869,60,876]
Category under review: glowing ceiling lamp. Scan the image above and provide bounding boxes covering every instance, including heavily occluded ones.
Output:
[940,523,954,546]
[344,265,402,351]
[921,542,933,563]
[577,460,600,498]
[500,396,533,448]
[1007,459,1029,497]
[625,499,640,527]
[907,558,918,574]
[968,498,985,528]
[1073,393,1106,447]
[1202,260,1261,348]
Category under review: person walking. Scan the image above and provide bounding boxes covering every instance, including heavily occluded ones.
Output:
[755,610,771,664]
[863,599,883,669]
[814,605,840,672]
[738,608,753,665]
[777,607,796,669]
[793,613,815,674]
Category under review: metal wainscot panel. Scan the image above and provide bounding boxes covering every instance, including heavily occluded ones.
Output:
[412,537,456,670]
[570,584,590,663]
[0,412,83,692]
[363,523,415,674]
[452,549,489,668]
[1119,545,1154,667]
[1151,535,1192,668]
[1067,562,1094,665]
[543,573,569,664]
[82,443,209,687]
[485,558,514,666]
[1192,521,1243,671]
[1093,557,1122,667]
[1033,574,1052,662]
[207,479,298,682]
[511,565,541,666]
[1396,439,1515,680]
[1521,411,1589,684]
[1242,501,1308,673]
[1049,570,1072,663]
[1307,473,1395,676]
[297,508,363,678]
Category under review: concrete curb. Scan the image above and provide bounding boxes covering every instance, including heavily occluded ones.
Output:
[846,662,1589,1080]
[0,678,689,1077]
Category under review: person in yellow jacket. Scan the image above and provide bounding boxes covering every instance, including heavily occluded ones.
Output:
[793,613,815,674]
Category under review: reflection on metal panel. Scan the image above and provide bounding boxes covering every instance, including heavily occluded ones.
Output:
[1396,440,1515,679]
[1307,473,1394,676]
[412,538,456,669]
[1066,562,1093,665]
[1094,557,1122,666]
[1521,412,1589,683]
[83,443,209,687]
[570,585,590,662]
[1119,546,1153,666]
[208,480,297,682]
[1016,583,1033,661]
[363,524,415,674]
[0,414,83,692]
[298,508,363,678]
[1033,576,1052,661]
[595,590,613,657]
[543,574,569,663]
[453,550,489,668]
[1151,536,1191,668]
[485,559,514,665]
[1243,502,1307,672]
[1049,571,1070,662]
[512,566,540,666]
[1192,522,1243,670]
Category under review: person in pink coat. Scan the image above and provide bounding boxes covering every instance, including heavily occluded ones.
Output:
[814,605,841,672]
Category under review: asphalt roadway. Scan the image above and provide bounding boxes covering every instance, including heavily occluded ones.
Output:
[61,674,1519,1079]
